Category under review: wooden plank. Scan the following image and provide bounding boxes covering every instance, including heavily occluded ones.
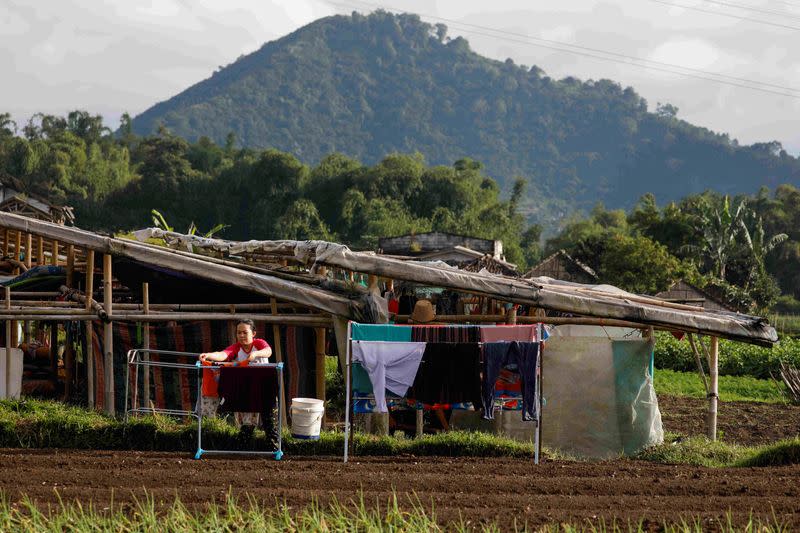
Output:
[103,254,114,414]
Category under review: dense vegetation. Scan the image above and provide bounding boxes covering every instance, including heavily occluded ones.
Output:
[4,108,800,312]
[129,11,800,220]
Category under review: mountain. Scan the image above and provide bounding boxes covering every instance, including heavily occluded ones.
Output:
[131,10,800,220]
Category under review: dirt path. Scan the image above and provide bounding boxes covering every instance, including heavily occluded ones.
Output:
[1,449,798,528]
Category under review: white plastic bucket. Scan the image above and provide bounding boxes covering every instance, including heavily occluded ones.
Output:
[290,397,325,440]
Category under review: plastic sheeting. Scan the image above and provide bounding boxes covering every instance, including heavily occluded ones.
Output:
[541,326,663,458]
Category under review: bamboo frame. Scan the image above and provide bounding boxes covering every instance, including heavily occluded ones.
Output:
[4,287,11,398]
[708,336,719,441]
[85,250,95,409]
[142,282,150,410]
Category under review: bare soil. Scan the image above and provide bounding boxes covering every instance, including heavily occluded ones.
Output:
[1,449,799,529]
[1,396,798,528]
[658,395,800,445]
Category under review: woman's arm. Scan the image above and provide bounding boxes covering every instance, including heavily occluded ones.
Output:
[249,346,272,361]
[199,351,229,362]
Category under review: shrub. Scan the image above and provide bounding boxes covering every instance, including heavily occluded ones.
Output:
[653,331,800,379]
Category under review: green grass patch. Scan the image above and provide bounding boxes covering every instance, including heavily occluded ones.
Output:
[654,368,788,403]
[0,398,534,458]
[637,433,800,468]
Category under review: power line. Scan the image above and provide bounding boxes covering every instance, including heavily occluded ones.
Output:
[648,0,800,30]
[325,0,800,99]
[702,0,800,21]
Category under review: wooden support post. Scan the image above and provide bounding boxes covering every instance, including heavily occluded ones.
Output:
[63,246,76,401]
[25,233,32,269]
[66,245,75,287]
[85,250,95,409]
[13,231,20,275]
[270,298,287,427]
[49,321,58,392]
[52,240,59,266]
[1,229,7,256]
[37,236,44,266]
[4,287,10,398]
[315,327,326,402]
[142,282,150,409]
[102,254,114,414]
[707,336,719,441]
[416,409,424,438]
[367,274,378,293]
[506,306,518,325]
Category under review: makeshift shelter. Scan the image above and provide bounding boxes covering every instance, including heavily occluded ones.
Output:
[0,212,779,457]
[656,280,738,313]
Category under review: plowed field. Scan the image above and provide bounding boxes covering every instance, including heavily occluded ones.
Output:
[1,449,798,529]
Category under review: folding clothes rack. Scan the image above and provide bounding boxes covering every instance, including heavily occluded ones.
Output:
[125,348,285,460]
[343,322,544,464]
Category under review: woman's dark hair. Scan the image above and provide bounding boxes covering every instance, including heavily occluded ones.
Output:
[236,318,256,334]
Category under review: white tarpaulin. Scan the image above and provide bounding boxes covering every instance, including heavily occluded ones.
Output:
[541,326,663,458]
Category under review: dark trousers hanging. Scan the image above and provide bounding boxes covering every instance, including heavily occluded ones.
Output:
[409,343,482,407]
[482,342,539,421]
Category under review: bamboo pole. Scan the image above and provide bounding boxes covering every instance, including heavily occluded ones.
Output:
[1,229,7,256]
[49,321,58,392]
[13,231,20,275]
[36,236,44,265]
[505,306,517,325]
[687,334,710,394]
[52,240,59,266]
[142,282,150,409]
[708,336,719,441]
[63,244,76,401]
[66,245,75,287]
[25,233,32,269]
[315,327,326,401]
[4,287,11,399]
[85,250,94,409]
[270,297,287,428]
[103,254,114,414]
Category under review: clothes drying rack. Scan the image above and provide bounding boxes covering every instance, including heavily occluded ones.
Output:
[342,323,544,464]
[125,348,285,460]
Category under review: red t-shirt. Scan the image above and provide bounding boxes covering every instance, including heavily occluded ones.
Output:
[201,338,270,397]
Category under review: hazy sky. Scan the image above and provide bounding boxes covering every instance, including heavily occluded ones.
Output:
[2,0,799,154]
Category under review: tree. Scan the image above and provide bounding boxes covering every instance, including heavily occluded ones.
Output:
[683,195,748,280]
[599,234,693,295]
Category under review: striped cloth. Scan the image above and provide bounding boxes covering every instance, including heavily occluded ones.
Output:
[410,326,480,343]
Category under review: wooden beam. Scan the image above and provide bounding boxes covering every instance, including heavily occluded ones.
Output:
[142,282,150,409]
[4,287,11,398]
[85,250,94,409]
[52,240,59,266]
[103,253,113,414]
[24,233,32,269]
[708,336,719,441]
[66,244,75,287]
[315,327,326,401]
[270,297,286,427]
[36,235,44,265]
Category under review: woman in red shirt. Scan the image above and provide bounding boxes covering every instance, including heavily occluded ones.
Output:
[198,319,272,435]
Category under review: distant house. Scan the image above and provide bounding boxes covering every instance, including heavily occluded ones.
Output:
[460,254,519,277]
[523,250,597,284]
[0,174,74,225]
[655,280,737,313]
[378,232,503,260]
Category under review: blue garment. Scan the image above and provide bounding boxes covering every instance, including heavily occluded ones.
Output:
[482,342,539,421]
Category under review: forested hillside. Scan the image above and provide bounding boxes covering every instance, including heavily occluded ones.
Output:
[131,11,800,219]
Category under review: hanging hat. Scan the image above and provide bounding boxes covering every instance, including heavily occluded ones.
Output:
[410,299,436,323]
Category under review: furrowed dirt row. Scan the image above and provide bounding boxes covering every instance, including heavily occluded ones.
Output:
[1,450,798,529]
